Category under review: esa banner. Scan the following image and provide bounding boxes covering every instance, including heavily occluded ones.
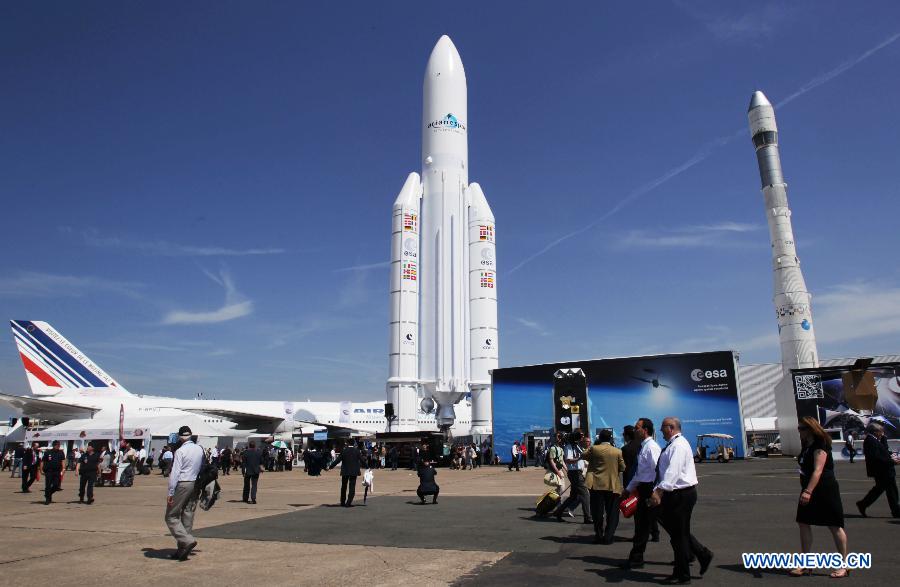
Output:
[791,362,900,458]
[492,351,744,463]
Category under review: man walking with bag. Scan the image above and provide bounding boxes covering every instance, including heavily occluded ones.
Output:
[165,426,204,561]
[622,417,662,569]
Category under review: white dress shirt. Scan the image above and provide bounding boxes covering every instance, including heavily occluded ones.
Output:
[627,436,662,493]
[167,440,205,497]
[564,443,583,471]
[654,433,698,492]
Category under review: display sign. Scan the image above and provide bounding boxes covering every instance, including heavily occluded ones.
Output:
[25,427,150,442]
[791,361,900,459]
[313,431,328,441]
[492,351,744,463]
[553,368,589,436]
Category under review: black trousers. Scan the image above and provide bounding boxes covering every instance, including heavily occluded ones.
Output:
[556,470,591,520]
[79,473,95,501]
[417,487,439,502]
[859,474,900,516]
[629,482,659,562]
[21,465,37,492]
[658,486,711,580]
[341,475,357,506]
[44,470,62,502]
[590,489,620,541]
[242,474,259,502]
[508,456,519,471]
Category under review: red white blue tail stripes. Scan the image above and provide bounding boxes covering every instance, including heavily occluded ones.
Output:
[10,320,128,395]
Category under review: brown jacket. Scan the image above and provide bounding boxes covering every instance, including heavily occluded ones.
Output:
[584,442,625,493]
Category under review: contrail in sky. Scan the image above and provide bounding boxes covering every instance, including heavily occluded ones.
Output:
[506,31,900,276]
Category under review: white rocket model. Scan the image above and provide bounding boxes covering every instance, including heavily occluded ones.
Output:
[748,91,819,373]
[387,36,498,434]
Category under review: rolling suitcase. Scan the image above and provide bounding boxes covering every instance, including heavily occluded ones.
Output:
[535,483,570,517]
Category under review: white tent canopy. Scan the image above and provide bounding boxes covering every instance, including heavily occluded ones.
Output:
[26,408,241,441]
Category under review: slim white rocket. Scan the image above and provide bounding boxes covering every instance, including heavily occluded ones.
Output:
[748,91,819,372]
[387,36,498,433]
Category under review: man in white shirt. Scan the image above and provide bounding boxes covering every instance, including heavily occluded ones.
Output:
[649,417,713,584]
[508,441,520,471]
[165,426,205,561]
[137,446,147,475]
[621,417,662,568]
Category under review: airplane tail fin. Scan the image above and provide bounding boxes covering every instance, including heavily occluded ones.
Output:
[10,320,132,397]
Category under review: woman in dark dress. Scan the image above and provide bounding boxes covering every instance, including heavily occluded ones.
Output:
[792,416,849,578]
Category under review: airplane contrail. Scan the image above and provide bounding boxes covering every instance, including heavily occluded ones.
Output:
[506,31,900,276]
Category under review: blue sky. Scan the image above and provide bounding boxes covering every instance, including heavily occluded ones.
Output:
[1,2,899,402]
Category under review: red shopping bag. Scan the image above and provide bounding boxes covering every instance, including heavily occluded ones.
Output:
[619,495,639,518]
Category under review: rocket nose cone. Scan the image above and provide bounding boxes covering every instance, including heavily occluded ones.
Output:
[748,90,772,111]
[426,35,465,80]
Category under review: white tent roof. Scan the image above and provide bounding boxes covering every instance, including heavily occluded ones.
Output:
[38,408,239,438]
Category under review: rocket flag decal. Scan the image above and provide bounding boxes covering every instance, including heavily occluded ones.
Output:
[478,225,494,242]
[479,271,495,288]
[403,213,418,232]
[402,261,417,281]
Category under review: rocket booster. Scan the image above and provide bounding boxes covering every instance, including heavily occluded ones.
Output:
[387,36,498,433]
[747,91,819,372]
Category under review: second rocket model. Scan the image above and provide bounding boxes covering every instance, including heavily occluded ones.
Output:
[387,36,498,434]
[747,91,819,372]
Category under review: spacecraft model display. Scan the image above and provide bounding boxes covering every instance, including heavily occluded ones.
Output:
[387,36,498,434]
[748,90,820,373]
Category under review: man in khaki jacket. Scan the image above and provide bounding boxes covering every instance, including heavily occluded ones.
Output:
[584,429,626,544]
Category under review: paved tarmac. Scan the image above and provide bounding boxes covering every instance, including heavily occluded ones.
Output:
[0,458,896,586]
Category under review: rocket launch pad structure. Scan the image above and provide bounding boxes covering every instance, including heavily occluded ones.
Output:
[387,36,498,434]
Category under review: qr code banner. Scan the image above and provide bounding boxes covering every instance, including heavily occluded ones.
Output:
[794,374,824,400]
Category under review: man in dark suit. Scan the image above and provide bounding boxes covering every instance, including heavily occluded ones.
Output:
[857,422,900,518]
[621,425,640,489]
[21,442,40,493]
[331,441,365,507]
[241,441,263,504]
[416,461,439,504]
[41,440,66,505]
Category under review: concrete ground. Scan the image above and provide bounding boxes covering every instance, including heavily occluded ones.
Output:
[0,458,896,586]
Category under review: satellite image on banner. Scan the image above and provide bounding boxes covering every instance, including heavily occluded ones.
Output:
[491,351,744,463]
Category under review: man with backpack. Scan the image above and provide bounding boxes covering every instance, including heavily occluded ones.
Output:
[165,426,204,561]
[553,429,592,524]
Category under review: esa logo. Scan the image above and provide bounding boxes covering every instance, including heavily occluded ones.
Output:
[402,237,418,259]
[482,338,494,350]
[480,248,494,267]
[403,333,415,346]
[691,368,728,382]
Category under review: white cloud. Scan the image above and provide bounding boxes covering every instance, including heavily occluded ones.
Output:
[515,317,550,337]
[76,228,285,257]
[0,271,143,298]
[674,1,794,42]
[615,221,763,249]
[814,281,900,344]
[333,261,391,273]
[162,269,253,325]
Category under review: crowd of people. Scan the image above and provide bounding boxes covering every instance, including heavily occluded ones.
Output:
[6,415,898,578]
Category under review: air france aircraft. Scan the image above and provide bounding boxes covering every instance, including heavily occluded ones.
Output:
[1,320,471,436]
